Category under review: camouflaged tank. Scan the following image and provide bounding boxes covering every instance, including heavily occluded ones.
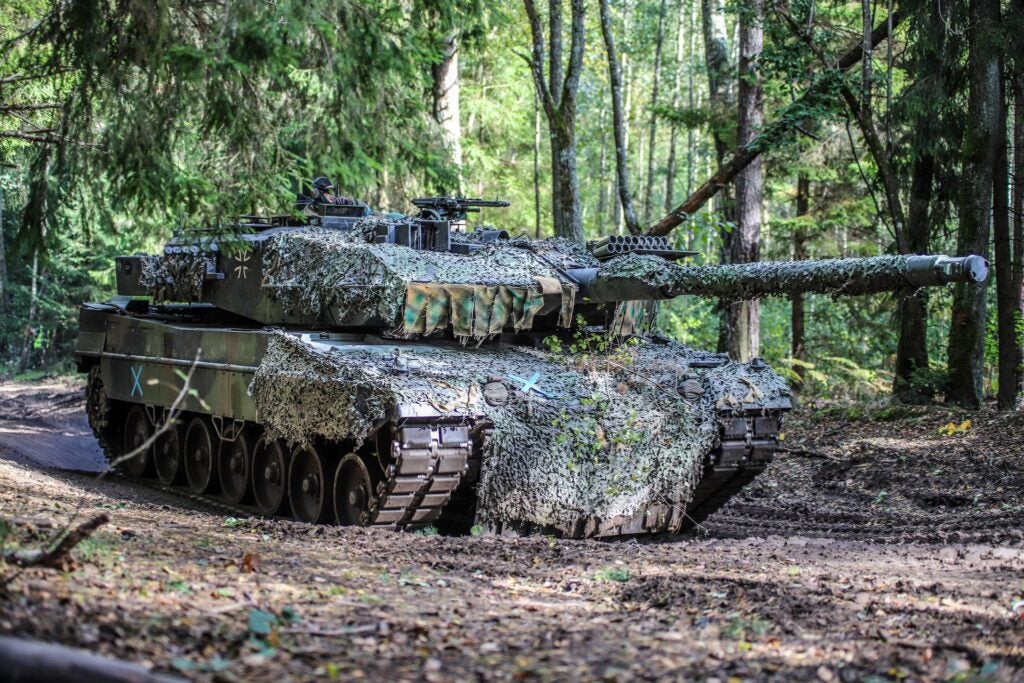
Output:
[75,197,988,537]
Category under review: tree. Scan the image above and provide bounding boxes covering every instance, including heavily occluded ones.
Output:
[893,0,957,402]
[2,0,469,242]
[946,0,1000,409]
[599,0,640,235]
[642,0,667,223]
[523,0,587,244]
[432,31,463,190]
[1012,16,1024,409]
[726,0,764,362]
[663,0,689,213]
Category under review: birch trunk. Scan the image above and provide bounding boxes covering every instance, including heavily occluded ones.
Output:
[432,31,462,190]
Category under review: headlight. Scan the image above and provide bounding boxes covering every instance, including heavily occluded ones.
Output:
[483,379,509,406]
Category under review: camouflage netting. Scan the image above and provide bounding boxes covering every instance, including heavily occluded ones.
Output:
[260,227,580,339]
[138,253,207,303]
[248,331,790,532]
[599,253,917,301]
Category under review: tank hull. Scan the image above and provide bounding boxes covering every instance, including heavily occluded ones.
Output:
[77,303,790,538]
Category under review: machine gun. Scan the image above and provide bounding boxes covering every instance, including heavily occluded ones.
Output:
[411,197,510,222]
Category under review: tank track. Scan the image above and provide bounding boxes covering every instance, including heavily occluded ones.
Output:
[367,422,471,529]
[87,362,471,530]
[92,418,254,520]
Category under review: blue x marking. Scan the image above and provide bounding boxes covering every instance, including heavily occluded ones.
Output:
[129,365,144,397]
[507,372,554,399]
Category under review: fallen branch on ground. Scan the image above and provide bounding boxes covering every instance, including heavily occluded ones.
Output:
[1,513,109,568]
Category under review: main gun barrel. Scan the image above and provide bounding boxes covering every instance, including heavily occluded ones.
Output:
[570,254,988,304]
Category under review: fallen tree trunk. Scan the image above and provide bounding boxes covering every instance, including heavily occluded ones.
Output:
[648,8,903,236]
[0,636,181,683]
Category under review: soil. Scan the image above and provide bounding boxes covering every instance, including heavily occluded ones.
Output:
[0,379,1022,682]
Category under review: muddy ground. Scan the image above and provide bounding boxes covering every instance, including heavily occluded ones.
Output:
[0,378,1021,682]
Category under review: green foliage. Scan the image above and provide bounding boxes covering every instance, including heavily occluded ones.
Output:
[593,566,631,582]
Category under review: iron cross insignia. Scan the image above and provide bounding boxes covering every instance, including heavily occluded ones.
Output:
[233,249,252,279]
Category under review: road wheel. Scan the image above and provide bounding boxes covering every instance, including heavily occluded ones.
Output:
[334,454,379,526]
[219,427,251,505]
[252,435,288,516]
[288,445,331,524]
[184,416,217,494]
[154,416,183,486]
[121,406,153,477]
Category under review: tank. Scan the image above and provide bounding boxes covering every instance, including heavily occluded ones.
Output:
[75,197,987,538]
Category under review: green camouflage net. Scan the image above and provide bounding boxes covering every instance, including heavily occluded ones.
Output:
[248,332,790,532]
[137,254,207,303]
[259,228,579,339]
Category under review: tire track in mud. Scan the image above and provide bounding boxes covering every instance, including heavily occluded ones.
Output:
[705,503,1024,544]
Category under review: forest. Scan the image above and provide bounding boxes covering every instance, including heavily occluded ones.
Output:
[0,0,1020,410]
[1,1,1024,681]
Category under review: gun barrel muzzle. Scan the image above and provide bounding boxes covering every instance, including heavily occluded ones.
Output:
[904,255,988,287]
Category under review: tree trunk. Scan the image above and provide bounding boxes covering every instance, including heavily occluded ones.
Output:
[728,0,764,362]
[0,182,7,315]
[685,0,697,200]
[643,0,668,223]
[893,152,934,402]
[524,0,587,244]
[664,0,686,214]
[1013,70,1024,408]
[534,86,542,238]
[946,0,1000,409]
[701,0,737,354]
[995,63,1015,411]
[861,0,872,116]
[700,0,732,166]
[597,106,609,225]
[893,3,947,403]
[432,30,462,191]
[791,173,810,390]
[18,248,40,374]
[599,0,641,235]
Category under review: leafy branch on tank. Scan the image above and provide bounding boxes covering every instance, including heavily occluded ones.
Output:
[543,315,642,369]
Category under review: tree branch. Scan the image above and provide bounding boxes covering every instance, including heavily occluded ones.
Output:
[0,129,60,144]
[561,0,587,112]
[776,5,907,249]
[522,0,556,121]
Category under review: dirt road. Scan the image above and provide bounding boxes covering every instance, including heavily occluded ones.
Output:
[0,379,1021,681]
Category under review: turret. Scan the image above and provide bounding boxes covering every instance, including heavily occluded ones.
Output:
[112,197,988,342]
